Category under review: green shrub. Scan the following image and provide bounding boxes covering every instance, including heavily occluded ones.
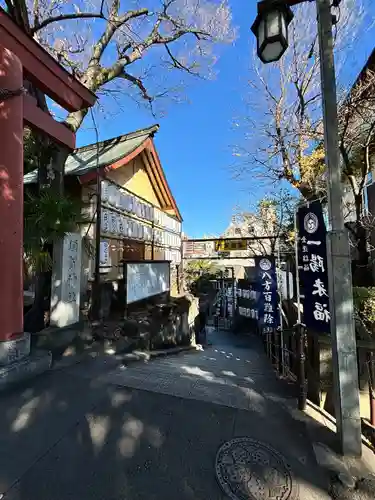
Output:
[353,287,375,328]
[183,260,219,296]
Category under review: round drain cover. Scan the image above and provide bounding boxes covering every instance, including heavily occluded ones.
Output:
[215,437,297,500]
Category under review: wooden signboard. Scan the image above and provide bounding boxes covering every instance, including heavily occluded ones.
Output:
[215,239,247,252]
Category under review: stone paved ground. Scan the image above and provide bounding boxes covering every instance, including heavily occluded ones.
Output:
[98,330,297,411]
[0,330,331,500]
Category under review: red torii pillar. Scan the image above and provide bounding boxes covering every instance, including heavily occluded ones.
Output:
[0,47,23,341]
[0,9,95,352]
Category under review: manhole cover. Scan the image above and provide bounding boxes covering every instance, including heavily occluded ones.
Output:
[215,437,298,500]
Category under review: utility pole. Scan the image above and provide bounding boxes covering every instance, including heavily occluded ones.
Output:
[251,0,362,456]
[316,0,361,456]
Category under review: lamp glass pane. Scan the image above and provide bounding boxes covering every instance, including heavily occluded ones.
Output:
[280,11,287,39]
[266,9,281,38]
[261,40,284,62]
[258,18,265,47]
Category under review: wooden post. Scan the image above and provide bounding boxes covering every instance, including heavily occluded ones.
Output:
[367,351,375,426]
[273,328,279,371]
[92,173,102,321]
[0,46,24,342]
[275,327,281,375]
[151,221,155,260]
[297,323,307,411]
[122,260,128,320]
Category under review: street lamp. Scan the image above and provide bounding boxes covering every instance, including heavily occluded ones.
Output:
[251,1,294,63]
[251,0,362,458]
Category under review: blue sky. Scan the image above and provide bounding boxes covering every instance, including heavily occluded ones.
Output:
[75,1,375,238]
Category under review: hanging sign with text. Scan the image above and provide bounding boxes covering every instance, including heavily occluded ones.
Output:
[236,279,259,320]
[215,239,247,252]
[297,201,331,333]
[254,256,279,333]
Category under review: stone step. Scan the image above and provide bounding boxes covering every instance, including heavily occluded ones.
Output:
[0,350,52,391]
[0,332,31,366]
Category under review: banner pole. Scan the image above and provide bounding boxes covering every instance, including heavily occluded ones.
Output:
[294,209,302,325]
[276,238,285,376]
[294,206,307,410]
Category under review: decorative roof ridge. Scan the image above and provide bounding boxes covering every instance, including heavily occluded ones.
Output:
[74,124,159,154]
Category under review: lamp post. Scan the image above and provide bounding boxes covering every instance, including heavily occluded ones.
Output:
[251,0,362,457]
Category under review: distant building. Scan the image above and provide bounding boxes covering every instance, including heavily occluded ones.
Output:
[182,205,278,281]
[222,205,277,258]
[344,49,375,223]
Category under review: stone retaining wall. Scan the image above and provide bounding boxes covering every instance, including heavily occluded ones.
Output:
[129,294,199,350]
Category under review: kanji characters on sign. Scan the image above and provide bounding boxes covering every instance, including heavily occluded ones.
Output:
[313,302,330,323]
[297,201,330,333]
[312,278,328,297]
[254,256,279,331]
[310,254,325,273]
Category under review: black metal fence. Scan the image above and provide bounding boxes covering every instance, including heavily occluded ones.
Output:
[261,311,375,435]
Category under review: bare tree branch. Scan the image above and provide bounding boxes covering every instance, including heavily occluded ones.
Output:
[31,12,106,34]
[164,44,202,76]
[98,20,210,88]
[86,5,150,78]
[232,2,372,209]
[118,70,152,102]
[6,0,234,131]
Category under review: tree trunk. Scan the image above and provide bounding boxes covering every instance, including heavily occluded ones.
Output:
[24,270,51,333]
[24,235,54,333]
[353,224,372,286]
[23,108,88,333]
[297,182,322,203]
[24,146,71,333]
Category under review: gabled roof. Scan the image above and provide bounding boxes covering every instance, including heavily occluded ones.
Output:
[24,125,159,183]
[24,124,182,221]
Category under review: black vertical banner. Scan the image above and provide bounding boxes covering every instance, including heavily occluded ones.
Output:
[254,256,279,332]
[296,201,331,333]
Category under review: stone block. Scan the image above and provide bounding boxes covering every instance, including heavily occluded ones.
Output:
[116,294,199,351]
[122,319,139,338]
[0,332,31,366]
[320,342,333,390]
[33,325,81,352]
[103,336,134,355]
[0,350,52,391]
[50,233,82,328]
[137,332,151,350]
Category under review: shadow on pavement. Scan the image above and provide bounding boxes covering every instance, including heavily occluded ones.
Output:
[0,331,331,500]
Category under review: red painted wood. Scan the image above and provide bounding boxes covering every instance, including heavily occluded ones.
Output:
[147,141,182,222]
[0,11,96,342]
[0,9,96,112]
[0,46,24,340]
[80,141,150,184]
[23,95,76,150]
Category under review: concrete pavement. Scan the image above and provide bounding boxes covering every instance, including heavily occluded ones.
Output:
[0,330,332,499]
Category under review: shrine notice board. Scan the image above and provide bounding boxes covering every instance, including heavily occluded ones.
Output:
[124,260,170,304]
